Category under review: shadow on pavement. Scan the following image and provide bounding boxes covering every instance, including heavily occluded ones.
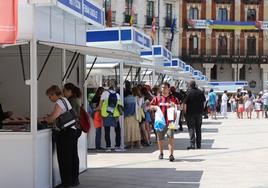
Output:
[202,121,222,125]
[88,138,217,154]
[78,168,203,188]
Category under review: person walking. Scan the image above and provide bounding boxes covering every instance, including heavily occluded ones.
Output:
[221,90,228,119]
[229,94,236,113]
[262,90,268,118]
[208,89,217,119]
[244,90,254,119]
[235,89,243,118]
[254,94,262,119]
[183,81,206,149]
[150,82,179,162]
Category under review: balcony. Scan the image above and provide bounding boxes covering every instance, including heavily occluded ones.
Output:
[186,0,204,2]
[243,0,261,4]
[215,0,232,3]
[247,49,256,56]
[180,49,268,64]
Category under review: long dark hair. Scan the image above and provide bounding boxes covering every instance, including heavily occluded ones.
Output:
[64,83,82,98]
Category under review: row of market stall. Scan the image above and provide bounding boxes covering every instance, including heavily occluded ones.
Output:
[0,1,208,188]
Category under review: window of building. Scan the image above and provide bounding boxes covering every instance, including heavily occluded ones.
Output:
[239,65,246,80]
[124,0,133,23]
[146,1,154,25]
[188,7,199,19]
[211,65,217,80]
[218,36,227,55]
[218,8,228,21]
[165,3,172,27]
[247,36,256,55]
[189,35,199,54]
[112,11,116,23]
[247,9,256,21]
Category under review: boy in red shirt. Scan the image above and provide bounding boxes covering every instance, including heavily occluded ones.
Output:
[151,82,179,162]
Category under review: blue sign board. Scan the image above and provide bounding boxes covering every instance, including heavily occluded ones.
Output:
[193,70,201,77]
[83,0,104,25]
[171,59,185,70]
[121,29,132,41]
[57,0,104,26]
[180,60,185,69]
[185,65,194,74]
[87,30,119,42]
[209,81,248,86]
[172,59,178,66]
[140,51,152,56]
[133,30,151,49]
[87,28,151,50]
[164,62,171,67]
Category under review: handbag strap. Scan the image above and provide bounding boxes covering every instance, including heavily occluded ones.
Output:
[59,98,70,111]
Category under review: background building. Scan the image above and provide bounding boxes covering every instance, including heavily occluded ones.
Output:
[102,0,180,57]
[179,0,268,91]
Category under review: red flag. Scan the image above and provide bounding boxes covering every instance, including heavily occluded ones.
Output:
[0,0,18,44]
[106,7,112,27]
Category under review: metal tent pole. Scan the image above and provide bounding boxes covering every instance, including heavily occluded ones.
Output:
[119,62,124,150]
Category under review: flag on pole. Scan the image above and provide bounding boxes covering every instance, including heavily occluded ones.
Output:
[129,7,135,26]
[170,17,177,43]
[151,16,156,42]
[106,6,112,27]
[0,0,18,44]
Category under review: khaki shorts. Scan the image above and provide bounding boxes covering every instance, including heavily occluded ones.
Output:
[157,127,174,141]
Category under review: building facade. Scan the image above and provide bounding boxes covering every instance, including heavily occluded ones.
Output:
[179,0,268,91]
[102,0,180,57]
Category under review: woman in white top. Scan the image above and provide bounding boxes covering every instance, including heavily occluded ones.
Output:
[44,85,80,187]
[244,90,254,119]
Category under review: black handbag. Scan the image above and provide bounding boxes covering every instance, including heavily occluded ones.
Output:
[56,98,77,130]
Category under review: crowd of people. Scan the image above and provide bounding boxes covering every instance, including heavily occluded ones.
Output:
[206,88,268,119]
[40,81,268,187]
[89,80,206,162]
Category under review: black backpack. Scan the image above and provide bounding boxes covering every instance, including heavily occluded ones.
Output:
[108,91,118,108]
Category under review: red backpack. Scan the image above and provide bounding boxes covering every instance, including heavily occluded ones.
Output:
[80,106,90,133]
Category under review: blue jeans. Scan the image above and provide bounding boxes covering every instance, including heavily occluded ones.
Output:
[95,128,102,148]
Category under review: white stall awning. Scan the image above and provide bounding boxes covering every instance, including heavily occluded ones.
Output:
[39,41,147,62]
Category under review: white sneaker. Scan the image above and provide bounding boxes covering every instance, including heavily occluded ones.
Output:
[114,147,124,152]
[106,147,112,152]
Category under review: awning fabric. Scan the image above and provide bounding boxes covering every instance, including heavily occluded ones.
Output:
[39,41,147,62]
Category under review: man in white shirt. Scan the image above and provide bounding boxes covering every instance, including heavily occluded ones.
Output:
[221,90,229,119]
[262,90,268,118]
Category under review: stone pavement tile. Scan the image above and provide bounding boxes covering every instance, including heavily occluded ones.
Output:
[80,114,268,188]
[79,168,202,188]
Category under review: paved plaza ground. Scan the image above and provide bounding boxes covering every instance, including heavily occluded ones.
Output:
[78,113,268,188]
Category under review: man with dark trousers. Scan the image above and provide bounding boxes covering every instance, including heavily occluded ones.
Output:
[183,80,206,149]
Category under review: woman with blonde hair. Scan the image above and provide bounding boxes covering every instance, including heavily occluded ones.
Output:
[44,85,80,187]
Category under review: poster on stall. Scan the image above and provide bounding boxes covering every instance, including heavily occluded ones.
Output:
[0,0,18,44]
